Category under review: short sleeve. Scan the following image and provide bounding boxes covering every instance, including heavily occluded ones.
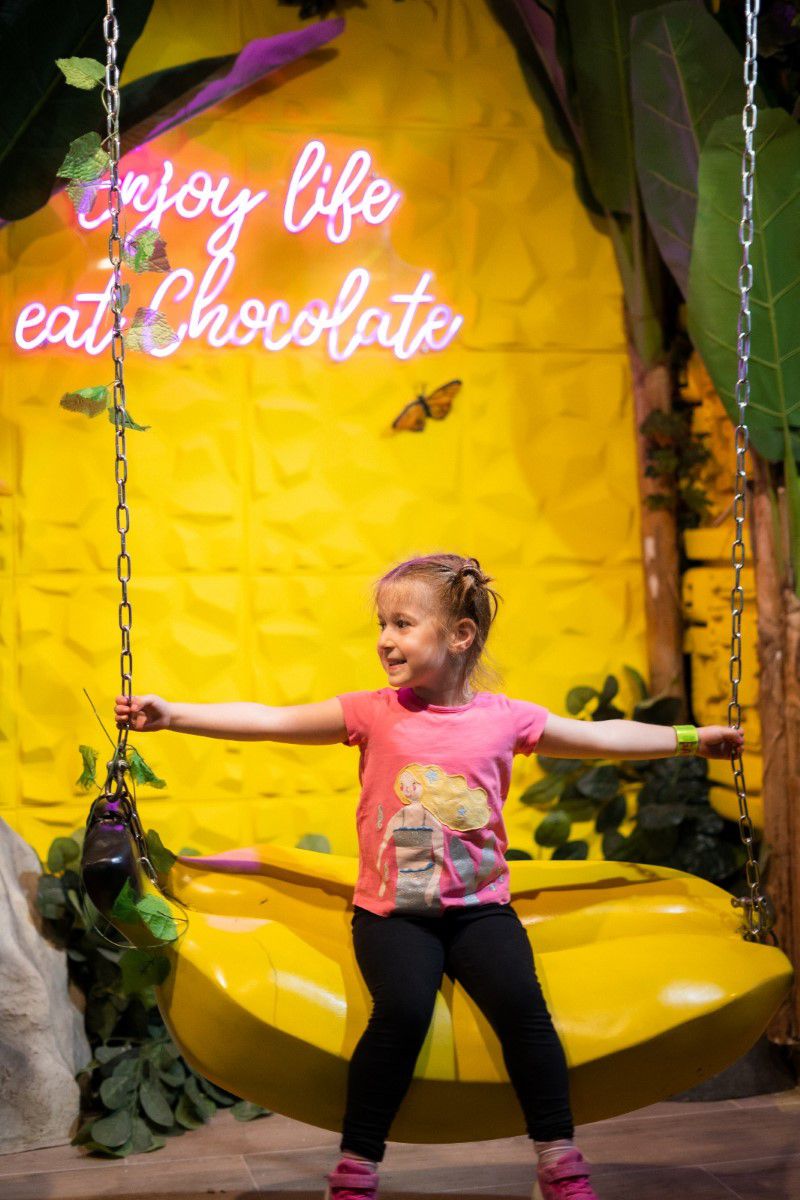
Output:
[509,699,549,756]
[337,691,378,748]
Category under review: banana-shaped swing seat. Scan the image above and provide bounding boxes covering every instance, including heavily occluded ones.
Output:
[83,815,792,1142]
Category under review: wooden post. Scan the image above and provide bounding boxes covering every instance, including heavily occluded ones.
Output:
[627,342,687,707]
[753,460,800,1042]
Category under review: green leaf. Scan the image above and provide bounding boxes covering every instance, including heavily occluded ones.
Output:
[563,0,665,214]
[576,765,620,801]
[110,878,140,924]
[122,230,170,274]
[535,810,572,848]
[602,830,628,859]
[197,1075,237,1106]
[158,1060,187,1087]
[65,179,100,216]
[598,675,619,705]
[154,1040,181,1066]
[631,2,764,297]
[592,700,626,722]
[126,307,180,353]
[75,743,100,790]
[130,1115,165,1154]
[139,1079,175,1128]
[551,840,589,861]
[296,833,332,853]
[56,131,108,183]
[687,108,800,581]
[95,1044,130,1065]
[174,1093,206,1129]
[145,829,177,874]
[638,802,687,830]
[135,894,179,943]
[47,835,81,873]
[184,1074,216,1119]
[36,873,66,919]
[119,949,171,994]
[90,1108,133,1149]
[596,794,628,833]
[71,1120,98,1146]
[623,663,648,701]
[106,406,151,433]
[556,792,597,823]
[688,108,800,461]
[518,774,565,809]
[99,1060,138,1110]
[56,56,105,90]
[86,998,120,1041]
[536,756,584,776]
[505,847,533,860]
[230,1099,270,1121]
[566,685,597,715]
[128,747,166,788]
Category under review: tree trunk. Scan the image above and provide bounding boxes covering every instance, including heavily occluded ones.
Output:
[627,342,686,707]
[780,584,800,1038]
[753,459,800,1042]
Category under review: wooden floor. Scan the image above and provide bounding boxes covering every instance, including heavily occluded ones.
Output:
[2,1089,800,1199]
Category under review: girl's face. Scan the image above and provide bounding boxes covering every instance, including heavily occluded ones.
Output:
[376,580,471,693]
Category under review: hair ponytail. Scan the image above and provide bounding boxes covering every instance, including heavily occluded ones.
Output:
[374,552,503,691]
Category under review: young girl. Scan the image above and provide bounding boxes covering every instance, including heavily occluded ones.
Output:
[115,552,743,1200]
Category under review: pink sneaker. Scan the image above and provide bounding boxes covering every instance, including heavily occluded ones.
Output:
[533,1148,599,1200]
[324,1157,379,1200]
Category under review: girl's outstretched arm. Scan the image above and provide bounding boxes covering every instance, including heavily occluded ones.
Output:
[114,694,347,745]
[537,713,744,761]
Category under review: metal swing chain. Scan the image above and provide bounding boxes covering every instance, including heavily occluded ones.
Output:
[729,0,771,942]
[102,0,132,736]
[96,0,157,885]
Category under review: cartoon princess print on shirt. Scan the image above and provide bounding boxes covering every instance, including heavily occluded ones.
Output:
[376,764,503,912]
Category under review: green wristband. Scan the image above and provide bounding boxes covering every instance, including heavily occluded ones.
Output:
[673,725,699,757]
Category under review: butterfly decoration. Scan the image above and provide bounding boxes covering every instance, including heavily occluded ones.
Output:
[391,379,462,433]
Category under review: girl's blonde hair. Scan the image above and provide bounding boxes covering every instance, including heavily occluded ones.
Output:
[374,552,503,692]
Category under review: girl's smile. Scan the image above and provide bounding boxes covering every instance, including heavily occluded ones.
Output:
[375,582,476,706]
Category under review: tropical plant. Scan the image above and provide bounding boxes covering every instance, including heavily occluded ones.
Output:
[35,826,270,1157]
[517,671,748,887]
[1,1,343,222]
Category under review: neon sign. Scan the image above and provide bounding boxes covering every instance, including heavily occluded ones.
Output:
[14,140,463,362]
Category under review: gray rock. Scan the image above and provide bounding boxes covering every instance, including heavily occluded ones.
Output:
[0,818,91,1153]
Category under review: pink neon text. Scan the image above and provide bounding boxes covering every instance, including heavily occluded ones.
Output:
[283,140,402,244]
[15,262,462,362]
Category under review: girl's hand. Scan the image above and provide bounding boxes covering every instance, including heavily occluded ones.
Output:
[115,694,171,733]
[697,725,744,759]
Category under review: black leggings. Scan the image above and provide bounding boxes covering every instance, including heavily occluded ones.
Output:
[340,902,574,1162]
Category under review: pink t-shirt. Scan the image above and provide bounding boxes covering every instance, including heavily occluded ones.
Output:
[337,687,549,917]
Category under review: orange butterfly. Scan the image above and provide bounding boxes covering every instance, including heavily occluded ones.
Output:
[391,379,462,433]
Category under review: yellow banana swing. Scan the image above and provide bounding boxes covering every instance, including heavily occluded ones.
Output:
[80,0,792,1142]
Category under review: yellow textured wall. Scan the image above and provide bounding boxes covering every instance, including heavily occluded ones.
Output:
[0,0,646,862]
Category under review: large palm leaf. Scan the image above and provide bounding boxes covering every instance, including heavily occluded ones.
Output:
[0,0,152,220]
[631,1,764,298]
[687,109,800,579]
[0,2,343,223]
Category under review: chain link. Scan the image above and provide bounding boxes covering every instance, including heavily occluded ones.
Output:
[101,1,133,754]
[728,0,770,941]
